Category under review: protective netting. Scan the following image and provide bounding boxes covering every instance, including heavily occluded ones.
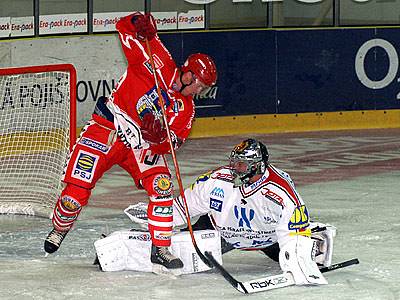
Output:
[0,67,74,218]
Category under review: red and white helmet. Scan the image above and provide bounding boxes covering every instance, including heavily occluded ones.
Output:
[181,53,217,86]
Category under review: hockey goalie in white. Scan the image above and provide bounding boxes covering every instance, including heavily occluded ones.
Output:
[95,139,336,284]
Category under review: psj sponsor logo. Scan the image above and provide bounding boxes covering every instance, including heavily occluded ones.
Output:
[71,150,99,183]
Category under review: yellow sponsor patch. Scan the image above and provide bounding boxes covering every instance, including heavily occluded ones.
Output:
[77,154,95,171]
[288,205,309,230]
[153,174,172,195]
[61,196,80,211]
[157,178,171,191]
[190,170,212,190]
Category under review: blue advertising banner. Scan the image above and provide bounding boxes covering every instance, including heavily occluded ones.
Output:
[277,28,400,113]
[161,30,277,117]
[160,27,400,117]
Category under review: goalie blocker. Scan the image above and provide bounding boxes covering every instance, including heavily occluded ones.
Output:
[94,229,222,275]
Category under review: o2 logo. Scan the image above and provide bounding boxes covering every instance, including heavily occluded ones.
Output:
[355,38,400,99]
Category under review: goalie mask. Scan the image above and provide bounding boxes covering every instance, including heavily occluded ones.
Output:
[229,139,269,187]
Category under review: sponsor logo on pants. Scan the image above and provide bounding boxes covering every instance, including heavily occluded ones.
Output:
[154,230,172,240]
[153,206,173,217]
[71,150,99,183]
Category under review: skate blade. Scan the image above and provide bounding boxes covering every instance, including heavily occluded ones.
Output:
[152,264,182,277]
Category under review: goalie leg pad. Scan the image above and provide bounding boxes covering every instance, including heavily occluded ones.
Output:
[94,229,222,274]
[279,236,328,285]
[52,184,90,231]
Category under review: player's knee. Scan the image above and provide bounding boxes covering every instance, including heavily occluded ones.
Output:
[61,183,91,209]
[141,173,173,200]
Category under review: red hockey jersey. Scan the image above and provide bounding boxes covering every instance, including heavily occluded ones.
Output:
[106,14,195,154]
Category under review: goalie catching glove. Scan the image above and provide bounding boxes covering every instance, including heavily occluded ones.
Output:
[310,222,336,267]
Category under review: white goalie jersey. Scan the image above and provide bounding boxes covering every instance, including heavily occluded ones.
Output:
[172,165,333,285]
[174,165,310,250]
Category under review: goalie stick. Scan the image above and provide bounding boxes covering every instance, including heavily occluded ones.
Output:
[204,251,359,294]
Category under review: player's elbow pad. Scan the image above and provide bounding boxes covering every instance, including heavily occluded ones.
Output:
[279,236,328,285]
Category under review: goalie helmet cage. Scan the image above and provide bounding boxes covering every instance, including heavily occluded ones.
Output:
[0,64,76,218]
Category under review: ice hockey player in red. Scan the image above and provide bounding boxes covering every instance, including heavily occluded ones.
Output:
[44,12,217,271]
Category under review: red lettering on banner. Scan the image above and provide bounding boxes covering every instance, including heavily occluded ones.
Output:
[39,20,48,28]
[0,23,10,30]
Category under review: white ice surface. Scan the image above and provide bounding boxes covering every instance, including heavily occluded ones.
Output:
[1,171,399,300]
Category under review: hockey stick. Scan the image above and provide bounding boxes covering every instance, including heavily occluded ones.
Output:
[143,34,212,268]
[204,252,359,294]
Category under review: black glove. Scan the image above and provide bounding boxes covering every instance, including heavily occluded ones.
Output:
[131,12,157,41]
[140,113,167,145]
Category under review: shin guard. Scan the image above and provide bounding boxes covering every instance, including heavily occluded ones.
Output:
[52,184,90,231]
[142,174,174,247]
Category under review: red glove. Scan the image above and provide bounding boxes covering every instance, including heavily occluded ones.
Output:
[141,113,167,145]
[131,12,157,41]
[150,131,183,154]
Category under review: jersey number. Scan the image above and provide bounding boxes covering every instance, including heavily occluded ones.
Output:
[143,153,160,166]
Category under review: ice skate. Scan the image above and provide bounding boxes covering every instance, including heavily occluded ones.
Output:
[44,228,69,254]
[151,245,183,275]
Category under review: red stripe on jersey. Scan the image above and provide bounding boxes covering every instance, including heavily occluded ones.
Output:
[267,166,301,206]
